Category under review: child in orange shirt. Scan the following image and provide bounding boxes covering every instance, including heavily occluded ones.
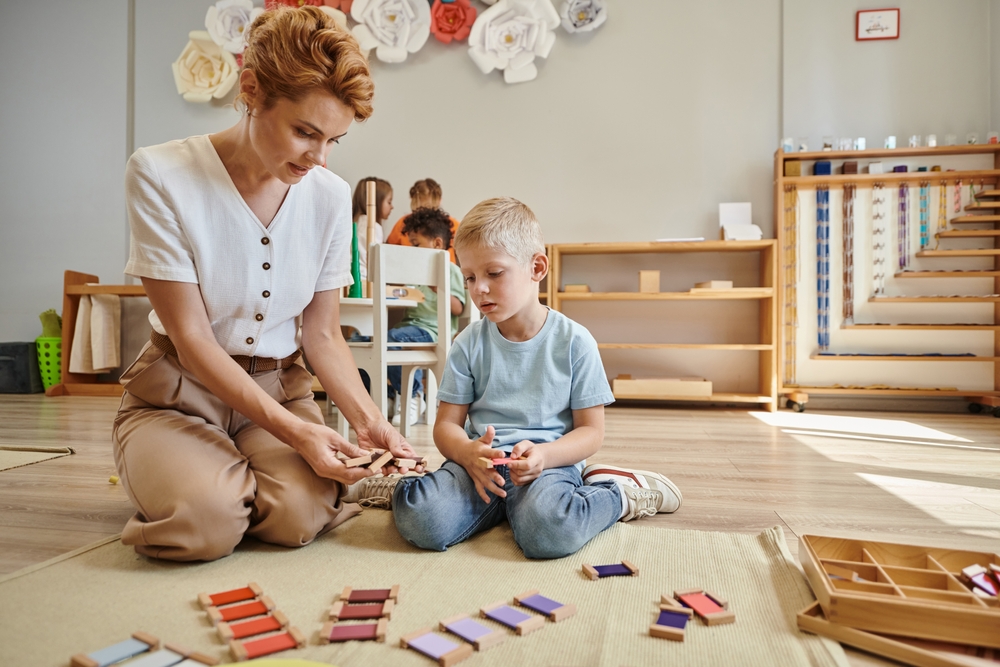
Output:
[385,178,460,263]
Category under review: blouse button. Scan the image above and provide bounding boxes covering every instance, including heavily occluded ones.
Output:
[262,290,270,298]
[246,337,254,345]
[262,262,270,270]
[261,238,269,245]
[255,314,264,321]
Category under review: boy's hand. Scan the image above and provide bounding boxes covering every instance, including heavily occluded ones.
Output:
[460,425,507,503]
[508,441,545,486]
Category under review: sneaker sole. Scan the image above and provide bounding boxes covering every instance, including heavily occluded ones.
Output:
[583,464,683,511]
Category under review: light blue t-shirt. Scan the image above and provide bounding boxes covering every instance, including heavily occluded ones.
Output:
[437,309,615,451]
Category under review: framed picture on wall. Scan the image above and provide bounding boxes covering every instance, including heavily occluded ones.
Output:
[856,9,900,41]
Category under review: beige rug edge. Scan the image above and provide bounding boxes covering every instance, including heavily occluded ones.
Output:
[0,445,74,472]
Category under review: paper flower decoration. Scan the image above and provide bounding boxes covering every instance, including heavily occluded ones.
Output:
[430,0,477,44]
[265,0,324,7]
[559,0,607,33]
[351,0,431,63]
[172,30,239,103]
[468,0,559,84]
[323,0,355,11]
[206,0,264,54]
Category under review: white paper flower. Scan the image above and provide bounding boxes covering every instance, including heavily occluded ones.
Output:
[318,5,348,28]
[559,0,606,33]
[468,0,559,84]
[205,0,264,54]
[351,0,431,63]
[172,30,239,103]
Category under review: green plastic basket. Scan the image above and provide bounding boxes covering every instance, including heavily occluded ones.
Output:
[36,337,62,390]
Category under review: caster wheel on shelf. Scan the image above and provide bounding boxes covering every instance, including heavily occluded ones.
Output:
[968,403,983,414]
[786,399,806,413]
[993,407,1000,419]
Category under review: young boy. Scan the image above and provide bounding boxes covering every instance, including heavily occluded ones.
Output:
[375,197,681,558]
[385,207,467,425]
[385,179,461,263]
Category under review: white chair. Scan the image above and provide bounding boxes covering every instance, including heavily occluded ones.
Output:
[336,244,451,439]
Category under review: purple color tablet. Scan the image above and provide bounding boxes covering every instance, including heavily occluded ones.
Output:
[518,594,563,615]
[408,633,462,660]
[484,605,532,628]
[655,609,689,630]
[594,563,633,577]
[443,617,494,643]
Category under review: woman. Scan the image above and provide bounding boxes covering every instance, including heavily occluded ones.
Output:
[114,6,417,562]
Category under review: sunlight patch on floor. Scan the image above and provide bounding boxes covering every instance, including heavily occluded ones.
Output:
[749,411,972,442]
[780,429,998,452]
[857,472,1000,539]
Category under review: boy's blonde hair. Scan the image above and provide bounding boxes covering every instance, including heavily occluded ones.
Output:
[455,197,545,265]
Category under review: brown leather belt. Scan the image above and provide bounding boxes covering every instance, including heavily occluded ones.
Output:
[150,330,302,374]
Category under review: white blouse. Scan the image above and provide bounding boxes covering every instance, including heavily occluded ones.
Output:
[124,135,354,358]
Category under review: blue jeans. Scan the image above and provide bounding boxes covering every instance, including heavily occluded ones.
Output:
[392,460,623,559]
[351,325,432,398]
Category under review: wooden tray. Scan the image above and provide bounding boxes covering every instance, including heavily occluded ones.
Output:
[798,602,1000,667]
[799,535,1000,648]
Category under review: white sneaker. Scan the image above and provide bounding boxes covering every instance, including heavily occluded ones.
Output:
[582,464,682,520]
[407,392,426,426]
[342,474,403,509]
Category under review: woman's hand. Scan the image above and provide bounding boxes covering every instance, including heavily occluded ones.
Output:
[457,426,508,503]
[508,440,545,486]
[355,418,425,474]
[291,422,377,485]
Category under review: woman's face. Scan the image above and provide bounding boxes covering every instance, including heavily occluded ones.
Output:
[247,84,354,184]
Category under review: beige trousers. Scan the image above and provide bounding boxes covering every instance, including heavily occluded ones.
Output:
[112,343,359,561]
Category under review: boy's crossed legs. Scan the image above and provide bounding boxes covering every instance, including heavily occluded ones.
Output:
[392,461,623,559]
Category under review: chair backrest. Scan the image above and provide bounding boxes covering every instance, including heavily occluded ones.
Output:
[371,244,452,374]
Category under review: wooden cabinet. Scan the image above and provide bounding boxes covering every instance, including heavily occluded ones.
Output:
[774,144,1000,412]
[548,241,777,411]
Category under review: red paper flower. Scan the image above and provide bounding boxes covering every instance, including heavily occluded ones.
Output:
[430,0,477,44]
[323,0,354,11]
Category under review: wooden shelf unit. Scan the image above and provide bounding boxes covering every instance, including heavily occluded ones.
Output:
[548,241,777,411]
[46,271,147,397]
[774,144,1000,409]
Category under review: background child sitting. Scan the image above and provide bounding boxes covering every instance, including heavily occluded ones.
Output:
[382,197,682,558]
[385,178,461,263]
[385,207,467,426]
[352,176,393,280]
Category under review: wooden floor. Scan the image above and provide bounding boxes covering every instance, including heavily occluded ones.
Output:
[1,395,999,665]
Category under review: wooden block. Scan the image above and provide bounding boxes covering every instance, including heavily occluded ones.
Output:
[650,607,691,641]
[207,596,275,626]
[330,599,393,621]
[217,610,288,641]
[675,589,735,626]
[366,450,394,471]
[183,652,220,666]
[825,563,862,582]
[339,585,400,603]
[582,560,638,579]
[439,614,507,651]
[394,456,427,468]
[694,281,733,290]
[563,284,590,293]
[341,452,374,468]
[513,589,577,622]
[401,628,474,667]
[71,632,161,667]
[783,160,802,177]
[842,161,859,174]
[198,583,262,610]
[321,617,387,643]
[477,456,518,469]
[230,627,305,662]
[480,600,545,635]
[659,595,694,616]
[639,270,660,293]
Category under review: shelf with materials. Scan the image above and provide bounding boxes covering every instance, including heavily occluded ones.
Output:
[774,144,1000,413]
[548,240,777,411]
[46,270,147,397]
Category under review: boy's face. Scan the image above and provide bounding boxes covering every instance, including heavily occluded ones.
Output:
[407,231,444,250]
[458,244,547,322]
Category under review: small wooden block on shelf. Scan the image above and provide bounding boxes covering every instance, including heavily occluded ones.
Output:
[612,375,713,399]
[693,280,733,290]
[564,284,590,293]
[639,271,660,293]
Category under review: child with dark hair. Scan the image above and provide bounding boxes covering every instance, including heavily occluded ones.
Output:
[385,179,461,263]
[386,207,467,425]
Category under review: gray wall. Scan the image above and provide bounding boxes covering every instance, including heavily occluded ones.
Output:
[0,1,129,341]
[783,0,992,148]
[1,0,997,350]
